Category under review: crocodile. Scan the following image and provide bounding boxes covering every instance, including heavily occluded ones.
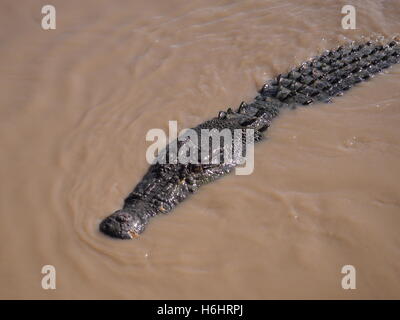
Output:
[99,39,400,239]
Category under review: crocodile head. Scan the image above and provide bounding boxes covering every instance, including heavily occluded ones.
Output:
[99,209,148,239]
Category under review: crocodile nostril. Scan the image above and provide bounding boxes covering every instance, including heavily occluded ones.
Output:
[99,218,114,233]
[115,212,131,223]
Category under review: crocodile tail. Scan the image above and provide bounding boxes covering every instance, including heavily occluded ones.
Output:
[258,39,400,107]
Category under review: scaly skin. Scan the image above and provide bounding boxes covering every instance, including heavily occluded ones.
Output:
[100,39,400,239]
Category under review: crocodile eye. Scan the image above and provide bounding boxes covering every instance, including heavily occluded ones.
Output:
[227,108,234,114]
[239,117,257,127]
[218,111,227,119]
[238,101,247,114]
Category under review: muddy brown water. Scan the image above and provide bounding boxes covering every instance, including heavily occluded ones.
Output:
[1,0,400,299]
